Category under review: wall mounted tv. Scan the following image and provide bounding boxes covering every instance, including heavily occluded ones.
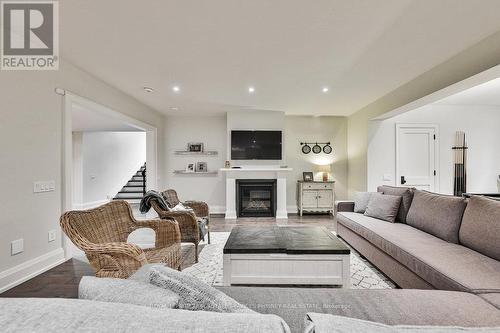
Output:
[231,130,282,160]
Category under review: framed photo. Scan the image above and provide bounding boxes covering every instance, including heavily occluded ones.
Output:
[303,172,313,182]
[196,162,207,172]
[188,142,204,152]
[186,163,195,172]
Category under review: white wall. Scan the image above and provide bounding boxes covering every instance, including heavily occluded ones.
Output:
[227,110,285,166]
[164,115,227,213]
[0,59,166,292]
[81,132,146,204]
[368,104,500,194]
[285,116,348,209]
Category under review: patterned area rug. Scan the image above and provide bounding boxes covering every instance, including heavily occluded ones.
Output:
[184,232,396,289]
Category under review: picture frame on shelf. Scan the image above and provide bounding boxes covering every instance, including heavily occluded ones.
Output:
[196,162,207,172]
[188,142,204,152]
[186,163,195,172]
[302,172,313,182]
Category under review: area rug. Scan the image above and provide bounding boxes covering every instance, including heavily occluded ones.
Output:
[183,232,396,289]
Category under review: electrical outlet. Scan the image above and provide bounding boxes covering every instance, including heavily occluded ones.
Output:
[33,180,56,193]
[11,239,24,255]
[48,230,56,242]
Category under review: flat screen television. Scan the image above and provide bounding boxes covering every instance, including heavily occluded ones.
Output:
[231,130,282,160]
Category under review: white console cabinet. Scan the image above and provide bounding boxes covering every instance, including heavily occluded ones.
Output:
[297,181,335,216]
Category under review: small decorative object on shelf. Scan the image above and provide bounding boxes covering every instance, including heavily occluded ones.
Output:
[303,172,313,182]
[225,160,231,168]
[196,162,208,172]
[188,142,204,152]
[315,164,331,182]
[300,142,332,154]
[186,163,195,172]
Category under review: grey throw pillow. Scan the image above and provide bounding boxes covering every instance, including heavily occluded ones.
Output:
[353,192,377,213]
[79,276,180,309]
[364,193,402,223]
[304,313,500,333]
[146,265,254,313]
[459,196,500,261]
[406,190,467,244]
[377,186,415,223]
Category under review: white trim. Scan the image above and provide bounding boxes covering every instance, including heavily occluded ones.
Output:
[395,123,440,192]
[0,248,65,293]
[60,90,159,259]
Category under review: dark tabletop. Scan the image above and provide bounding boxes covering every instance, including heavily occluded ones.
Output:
[223,226,350,255]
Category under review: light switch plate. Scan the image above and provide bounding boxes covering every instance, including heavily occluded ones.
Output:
[34,180,56,193]
[11,239,24,255]
[48,230,56,242]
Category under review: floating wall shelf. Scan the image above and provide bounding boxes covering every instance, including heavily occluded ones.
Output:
[173,170,218,175]
[174,151,218,156]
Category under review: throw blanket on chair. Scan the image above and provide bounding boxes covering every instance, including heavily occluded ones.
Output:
[140,190,169,213]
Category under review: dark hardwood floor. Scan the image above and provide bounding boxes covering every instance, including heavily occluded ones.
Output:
[0,214,335,299]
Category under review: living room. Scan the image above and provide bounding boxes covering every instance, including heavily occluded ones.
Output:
[1,1,500,332]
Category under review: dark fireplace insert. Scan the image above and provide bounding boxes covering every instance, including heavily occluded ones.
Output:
[236,179,277,217]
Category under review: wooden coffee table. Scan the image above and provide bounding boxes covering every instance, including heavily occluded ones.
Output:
[222,226,350,286]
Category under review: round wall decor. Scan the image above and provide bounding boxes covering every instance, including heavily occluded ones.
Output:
[300,141,333,155]
[323,144,332,154]
[312,143,322,154]
[301,144,311,154]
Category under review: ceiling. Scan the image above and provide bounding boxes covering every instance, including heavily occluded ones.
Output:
[435,77,500,107]
[60,0,500,116]
[72,104,142,132]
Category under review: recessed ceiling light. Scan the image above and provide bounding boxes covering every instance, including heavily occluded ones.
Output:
[322,87,329,93]
[143,87,154,93]
[169,107,179,111]
[248,86,255,93]
[172,86,180,93]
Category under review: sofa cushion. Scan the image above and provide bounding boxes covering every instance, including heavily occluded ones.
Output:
[353,192,377,213]
[337,212,500,294]
[364,193,401,223]
[0,298,289,333]
[460,196,500,261]
[406,190,467,243]
[218,287,500,333]
[480,294,500,310]
[304,313,500,333]
[377,186,415,223]
[79,276,180,308]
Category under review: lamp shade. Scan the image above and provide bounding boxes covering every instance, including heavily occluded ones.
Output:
[315,164,331,173]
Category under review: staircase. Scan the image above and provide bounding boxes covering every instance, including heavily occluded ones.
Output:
[113,163,146,204]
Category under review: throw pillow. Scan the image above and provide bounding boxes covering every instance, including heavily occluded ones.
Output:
[146,265,255,313]
[353,192,377,213]
[377,185,415,223]
[406,190,467,244]
[170,203,193,212]
[459,195,500,260]
[79,276,180,309]
[364,193,402,223]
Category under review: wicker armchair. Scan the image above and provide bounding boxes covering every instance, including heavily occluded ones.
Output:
[151,189,210,263]
[60,200,181,278]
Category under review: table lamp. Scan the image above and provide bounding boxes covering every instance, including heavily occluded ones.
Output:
[315,164,331,182]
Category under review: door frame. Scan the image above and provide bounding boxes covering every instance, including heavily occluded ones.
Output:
[395,123,439,192]
[60,90,158,260]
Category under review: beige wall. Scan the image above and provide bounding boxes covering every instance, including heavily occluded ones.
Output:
[347,30,500,198]
[0,60,165,288]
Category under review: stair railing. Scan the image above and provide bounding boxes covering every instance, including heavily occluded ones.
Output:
[142,163,147,196]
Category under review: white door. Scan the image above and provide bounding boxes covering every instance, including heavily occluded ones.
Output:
[396,124,438,192]
[317,190,333,208]
[302,191,318,208]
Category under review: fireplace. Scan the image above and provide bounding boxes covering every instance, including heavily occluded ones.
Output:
[236,179,277,217]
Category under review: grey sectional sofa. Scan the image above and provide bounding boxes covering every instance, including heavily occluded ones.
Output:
[336,186,500,302]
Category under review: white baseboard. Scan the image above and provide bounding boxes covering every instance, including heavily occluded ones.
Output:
[0,248,66,293]
[73,199,110,210]
[209,205,226,214]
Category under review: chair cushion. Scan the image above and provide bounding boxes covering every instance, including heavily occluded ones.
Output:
[0,298,289,333]
[353,192,377,213]
[304,313,500,333]
[460,196,500,261]
[218,287,500,332]
[364,193,401,223]
[377,186,415,223]
[406,190,467,243]
[79,276,180,309]
[337,212,500,294]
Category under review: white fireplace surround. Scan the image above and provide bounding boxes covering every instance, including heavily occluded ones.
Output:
[220,167,292,219]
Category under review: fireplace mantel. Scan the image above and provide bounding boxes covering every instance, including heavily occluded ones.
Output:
[220,167,292,219]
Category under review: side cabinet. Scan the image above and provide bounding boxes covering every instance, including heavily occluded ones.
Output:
[297,181,335,216]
